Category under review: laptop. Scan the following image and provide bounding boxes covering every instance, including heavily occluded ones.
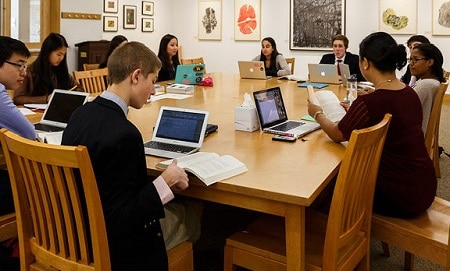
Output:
[144,106,209,159]
[253,87,320,138]
[174,64,205,85]
[34,89,89,132]
[308,63,341,84]
[238,61,271,80]
[338,63,351,86]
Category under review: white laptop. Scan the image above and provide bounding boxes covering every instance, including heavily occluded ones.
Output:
[253,87,320,138]
[144,106,209,159]
[33,89,89,132]
[238,61,271,80]
[308,63,341,84]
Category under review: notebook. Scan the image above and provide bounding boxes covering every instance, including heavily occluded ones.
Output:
[144,106,209,159]
[308,63,341,84]
[34,89,89,132]
[297,82,329,89]
[238,61,271,80]
[253,87,320,138]
[174,64,206,85]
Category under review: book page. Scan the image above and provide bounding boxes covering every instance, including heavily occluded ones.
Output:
[36,131,63,145]
[315,90,346,122]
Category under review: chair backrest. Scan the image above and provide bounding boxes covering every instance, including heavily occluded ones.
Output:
[73,68,108,94]
[285,57,295,74]
[181,57,205,65]
[323,114,391,269]
[0,129,110,271]
[425,82,448,160]
[83,63,100,71]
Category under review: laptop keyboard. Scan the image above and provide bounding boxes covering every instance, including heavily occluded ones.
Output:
[34,123,64,132]
[144,141,196,154]
[271,121,304,131]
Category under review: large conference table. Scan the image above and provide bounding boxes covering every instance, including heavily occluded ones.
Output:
[130,73,348,270]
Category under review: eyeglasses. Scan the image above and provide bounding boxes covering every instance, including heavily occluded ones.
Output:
[408,57,427,64]
[4,60,28,72]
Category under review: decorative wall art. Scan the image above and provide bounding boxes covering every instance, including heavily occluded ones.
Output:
[433,0,450,35]
[198,0,222,40]
[104,0,118,13]
[123,5,137,29]
[142,1,154,16]
[142,18,154,32]
[379,0,417,35]
[103,16,118,32]
[290,0,345,50]
[234,0,260,41]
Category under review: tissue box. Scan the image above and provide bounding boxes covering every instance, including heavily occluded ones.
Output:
[235,106,260,132]
[166,84,194,94]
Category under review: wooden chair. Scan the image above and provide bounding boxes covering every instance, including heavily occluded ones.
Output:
[0,213,17,242]
[168,241,194,271]
[285,57,295,74]
[0,128,111,270]
[73,68,108,94]
[83,63,100,71]
[224,114,392,271]
[181,57,205,65]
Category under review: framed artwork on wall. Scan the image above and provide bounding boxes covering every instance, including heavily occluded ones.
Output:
[104,0,118,13]
[290,0,345,51]
[142,1,154,16]
[103,16,118,32]
[234,0,260,41]
[123,5,137,29]
[379,0,417,35]
[198,0,222,40]
[432,0,450,35]
[142,18,154,32]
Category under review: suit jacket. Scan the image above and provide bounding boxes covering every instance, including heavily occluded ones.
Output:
[62,97,168,271]
[320,51,365,81]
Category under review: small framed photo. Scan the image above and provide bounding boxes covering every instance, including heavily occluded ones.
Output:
[142,18,154,32]
[103,16,118,32]
[104,0,118,13]
[142,1,154,16]
[123,5,137,29]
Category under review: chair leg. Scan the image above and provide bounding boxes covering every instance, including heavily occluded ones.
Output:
[223,245,237,271]
[381,241,390,257]
[404,251,415,271]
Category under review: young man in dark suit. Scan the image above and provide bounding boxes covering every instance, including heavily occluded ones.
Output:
[62,42,195,270]
[320,34,365,81]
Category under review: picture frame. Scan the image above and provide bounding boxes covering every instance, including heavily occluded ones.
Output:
[379,0,417,35]
[432,0,450,35]
[198,0,222,40]
[290,0,345,51]
[142,1,154,16]
[234,0,260,41]
[104,0,118,13]
[103,16,118,32]
[123,5,137,29]
[142,18,154,32]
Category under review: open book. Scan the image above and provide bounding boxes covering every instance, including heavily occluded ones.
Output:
[307,86,346,122]
[156,152,248,186]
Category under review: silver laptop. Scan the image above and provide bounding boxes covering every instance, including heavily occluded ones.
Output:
[338,63,351,86]
[253,87,320,138]
[144,106,209,159]
[34,89,89,132]
[308,63,341,84]
[238,61,271,80]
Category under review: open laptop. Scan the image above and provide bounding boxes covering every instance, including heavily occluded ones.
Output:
[308,63,341,84]
[34,89,89,132]
[174,64,205,85]
[338,63,351,86]
[144,106,209,159]
[238,61,271,80]
[253,87,320,138]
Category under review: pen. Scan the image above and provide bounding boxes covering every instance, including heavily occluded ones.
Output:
[68,85,78,91]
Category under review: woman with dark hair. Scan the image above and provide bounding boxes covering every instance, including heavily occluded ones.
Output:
[252,37,291,77]
[157,34,180,82]
[308,32,436,218]
[409,43,446,133]
[99,35,128,69]
[14,33,82,104]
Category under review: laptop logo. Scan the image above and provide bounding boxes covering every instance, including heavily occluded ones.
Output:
[320,71,326,76]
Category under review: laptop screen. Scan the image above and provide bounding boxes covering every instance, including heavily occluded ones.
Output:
[42,90,89,123]
[253,87,288,128]
[155,108,207,143]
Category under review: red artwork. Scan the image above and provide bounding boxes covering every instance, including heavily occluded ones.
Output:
[237,4,257,34]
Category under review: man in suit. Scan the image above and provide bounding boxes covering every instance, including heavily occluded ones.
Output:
[320,34,365,81]
[62,41,197,270]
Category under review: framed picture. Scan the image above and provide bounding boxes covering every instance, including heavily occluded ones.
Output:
[103,16,118,32]
[142,18,154,32]
[379,0,417,35]
[234,0,260,41]
[104,0,118,13]
[198,0,222,40]
[433,0,450,35]
[123,5,137,29]
[290,0,345,50]
[142,1,154,16]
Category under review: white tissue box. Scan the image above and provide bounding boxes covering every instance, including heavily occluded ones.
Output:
[235,106,260,132]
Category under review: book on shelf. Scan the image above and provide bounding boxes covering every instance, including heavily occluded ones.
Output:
[156,152,248,186]
[307,85,346,122]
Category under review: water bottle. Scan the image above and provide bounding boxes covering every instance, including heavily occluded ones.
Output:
[347,74,358,105]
